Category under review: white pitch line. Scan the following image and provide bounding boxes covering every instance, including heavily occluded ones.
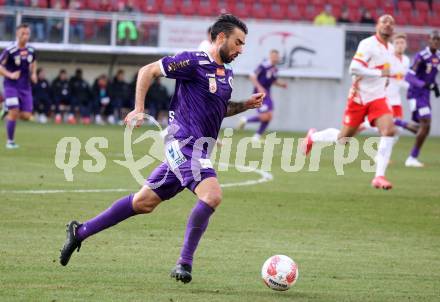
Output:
[0,163,273,194]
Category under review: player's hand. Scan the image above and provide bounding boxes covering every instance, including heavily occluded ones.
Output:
[124,109,145,128]
[8,70,20,80]
[245,92,265,109]
[278,81,288,89]
[31,73,38,84]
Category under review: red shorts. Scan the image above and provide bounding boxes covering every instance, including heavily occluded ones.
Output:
[391,105,403,119]
[343,97,392,127]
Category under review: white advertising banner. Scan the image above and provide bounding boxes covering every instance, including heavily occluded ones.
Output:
[159,18,345,79]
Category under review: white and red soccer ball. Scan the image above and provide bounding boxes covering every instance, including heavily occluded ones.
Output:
[261,255,298,291]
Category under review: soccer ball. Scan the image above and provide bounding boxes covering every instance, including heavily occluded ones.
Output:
[261,255,298,291]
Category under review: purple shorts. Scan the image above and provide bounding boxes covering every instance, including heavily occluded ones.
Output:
[145,143,217,201]
[4,86,33,112]
[257,94,273,113]
[409,96,431,122]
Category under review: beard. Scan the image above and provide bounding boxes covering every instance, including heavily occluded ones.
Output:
[219,43,236,64]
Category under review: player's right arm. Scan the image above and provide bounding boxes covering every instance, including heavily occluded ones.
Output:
[349,40,389,78]
[0,50,20,80]
[249,65,266,94]
[125,51,199,127]
[404,53,426,89]
[124,60,163,127]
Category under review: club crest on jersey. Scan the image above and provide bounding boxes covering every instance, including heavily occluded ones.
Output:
[216,68,225,76]
[14,55,20,66]
[27,54,33,63]
[209,77,217,93]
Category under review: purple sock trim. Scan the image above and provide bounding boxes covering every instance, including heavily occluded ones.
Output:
[6,120,16,142]
[257,121,269,135]
[394,119,408,128]
[178,200,215,266]
[247,116,260,123]
[410,146,420,158]
[76,194,135,241]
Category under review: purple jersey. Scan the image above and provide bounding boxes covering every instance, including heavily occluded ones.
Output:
[0,43,36,91]
[406,47,440,98]
[253,60,278,92]
[159,51,233,146]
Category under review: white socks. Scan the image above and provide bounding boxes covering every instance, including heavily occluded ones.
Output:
[375,136,394,177]
[311,128,340,143]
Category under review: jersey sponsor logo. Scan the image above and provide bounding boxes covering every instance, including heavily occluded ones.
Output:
[216,68,225,76]
[199,60,210,65]
[205,73,215,78]
[165,140,187,170]
[209,77,217,93]
[14,55,21,66]
[167,59,190,72]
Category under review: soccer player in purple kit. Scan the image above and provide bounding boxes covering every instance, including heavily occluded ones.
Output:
[59,14,265,284]
[0,23,37,149]
[238,49,287,142]
[398,30,440,167]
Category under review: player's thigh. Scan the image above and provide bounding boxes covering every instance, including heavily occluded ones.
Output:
[374,114,396,136]
[132,185,162,214]
[19,90,34,115]
[194,177,222,209]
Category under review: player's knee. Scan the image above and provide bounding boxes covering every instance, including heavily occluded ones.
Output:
[7,110,19,120]
[132,189,161,214]
[201,191,222,208]
[20,112,32,121]
[380,125,396,137]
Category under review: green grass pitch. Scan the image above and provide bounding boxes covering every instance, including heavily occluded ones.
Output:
[0,122,439,301]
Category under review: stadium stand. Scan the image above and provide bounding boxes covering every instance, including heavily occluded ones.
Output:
[1,0,439,24]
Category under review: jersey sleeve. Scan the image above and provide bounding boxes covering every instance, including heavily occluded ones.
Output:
[0,49,8,66]
[409,53,423,72]
[352,40,372,67]
[159,51,198,80]
[253,64,263,76]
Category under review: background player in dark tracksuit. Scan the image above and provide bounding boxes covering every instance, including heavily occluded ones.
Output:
[111,69,131,124]
[401,30,440,167]
[92,74,113,125]
[32,67,51,124]
[69,68,93,125]
[0,23,37,149]
[52,69,74,124]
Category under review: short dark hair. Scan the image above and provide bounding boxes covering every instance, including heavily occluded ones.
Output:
[210,14,248,41]
[16,23,30,31]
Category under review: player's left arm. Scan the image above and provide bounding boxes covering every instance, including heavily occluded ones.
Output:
[30,61,38,84]
[225,92,265,117]
[274,79,287,88]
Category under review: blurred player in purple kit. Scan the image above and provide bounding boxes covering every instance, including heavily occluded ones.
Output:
[0,23,37,149]
[238,49,287,142]
[59,14,265,284]
[398,30,440,167]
